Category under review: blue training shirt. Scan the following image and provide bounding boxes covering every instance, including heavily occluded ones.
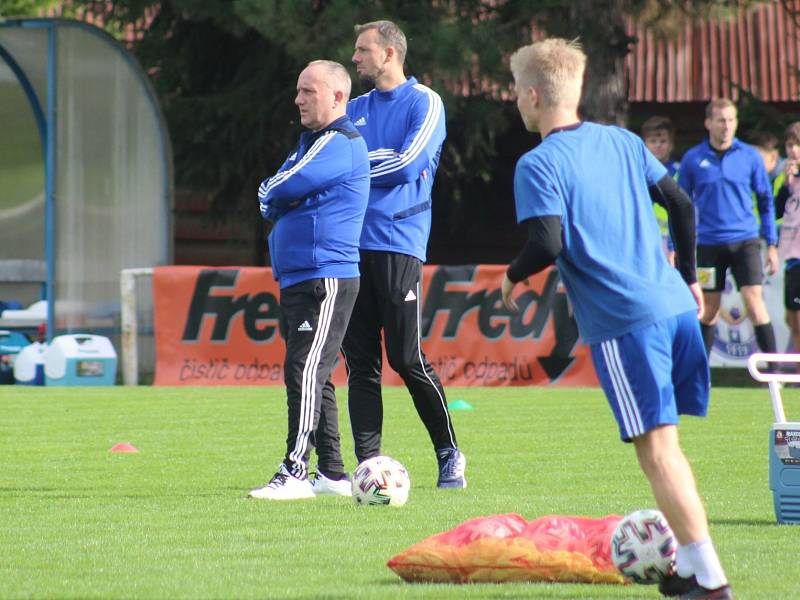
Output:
[258,115,370,289]
[514,122,697,344]
[678,138,777,246]
[347,77,446,262]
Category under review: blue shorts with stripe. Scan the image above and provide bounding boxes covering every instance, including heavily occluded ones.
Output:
[590,310,710,442]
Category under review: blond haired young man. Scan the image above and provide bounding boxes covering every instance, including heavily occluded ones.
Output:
[501,39,732,599]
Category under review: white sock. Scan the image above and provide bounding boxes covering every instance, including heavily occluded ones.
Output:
[684,539,728,590]
[675,544,695,577]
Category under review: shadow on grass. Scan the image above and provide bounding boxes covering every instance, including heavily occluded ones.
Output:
[375,578,640,599]
[710,516,786,526]
[0,487,229,499]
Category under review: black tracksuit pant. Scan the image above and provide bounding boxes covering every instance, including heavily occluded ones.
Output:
[281,277,358,479]
[341,250,458,463]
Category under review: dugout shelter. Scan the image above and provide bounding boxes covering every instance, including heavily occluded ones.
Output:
[0,18,171,363]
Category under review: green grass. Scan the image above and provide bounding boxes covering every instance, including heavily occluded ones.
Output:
[0,386,797,599]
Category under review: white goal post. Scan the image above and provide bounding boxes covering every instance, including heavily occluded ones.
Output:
[120,267,154,385]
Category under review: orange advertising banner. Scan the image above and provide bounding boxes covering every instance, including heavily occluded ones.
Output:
[153,265,598,387]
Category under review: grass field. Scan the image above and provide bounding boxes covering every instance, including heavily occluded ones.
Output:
[1,385,798,599]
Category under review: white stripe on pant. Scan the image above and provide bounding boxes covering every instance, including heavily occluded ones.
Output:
[600,339,644,439]
[287,278,339,479]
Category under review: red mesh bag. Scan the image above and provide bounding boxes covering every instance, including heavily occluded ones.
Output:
[387,513,625,584]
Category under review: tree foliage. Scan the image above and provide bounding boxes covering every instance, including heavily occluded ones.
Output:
[2,0,782,261]
[0,0,57,17]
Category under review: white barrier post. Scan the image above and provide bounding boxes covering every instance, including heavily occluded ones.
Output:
[120,268,153,386]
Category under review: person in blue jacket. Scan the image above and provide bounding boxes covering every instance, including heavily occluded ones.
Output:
[343,20,466,488]
[501,38,732,600]
[678,99,778,357]
[249,60,369,501]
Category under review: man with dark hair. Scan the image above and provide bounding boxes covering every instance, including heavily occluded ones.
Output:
[753,131,786,195]
[641,115,680,264]
[679,99,778,358]
[343,20,466,488]
[249,60,369,500]
[642,115,680,177]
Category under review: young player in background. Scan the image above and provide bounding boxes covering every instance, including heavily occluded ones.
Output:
[641,115,680,264]
[678,100,778,359]
[775,123,800,358]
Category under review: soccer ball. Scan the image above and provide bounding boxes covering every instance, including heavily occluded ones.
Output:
[351,455,410,507]
[610,509,676,584]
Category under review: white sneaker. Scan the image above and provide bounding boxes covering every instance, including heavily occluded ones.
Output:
[311,471,352,496]
[248,464,315,500]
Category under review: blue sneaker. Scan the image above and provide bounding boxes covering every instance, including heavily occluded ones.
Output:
[436,448,466,488]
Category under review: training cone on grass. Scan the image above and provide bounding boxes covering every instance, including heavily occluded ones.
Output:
[448,399,474,411]
[110,443,139,453]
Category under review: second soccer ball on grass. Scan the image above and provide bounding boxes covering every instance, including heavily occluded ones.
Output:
[351,455,410,507]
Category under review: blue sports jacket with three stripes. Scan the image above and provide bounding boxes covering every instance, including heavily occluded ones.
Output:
[257,115,370,289]
[347,77,446,262]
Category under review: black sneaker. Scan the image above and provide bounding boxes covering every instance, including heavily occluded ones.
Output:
[436,448,466,488]
[680,584,734,599]
[659,572,697,596]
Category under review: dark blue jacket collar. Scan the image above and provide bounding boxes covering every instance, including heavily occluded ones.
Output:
[702,136,743,154]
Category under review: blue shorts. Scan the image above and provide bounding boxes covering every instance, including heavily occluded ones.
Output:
[590,310,710,442]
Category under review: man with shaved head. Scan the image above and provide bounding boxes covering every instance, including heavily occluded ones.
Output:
[250,60,369,501]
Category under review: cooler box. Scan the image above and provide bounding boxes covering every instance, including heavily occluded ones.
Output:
[45,334,117,386]
[14,341,47,385]
[748,353,800,525]
[770,424,800,524]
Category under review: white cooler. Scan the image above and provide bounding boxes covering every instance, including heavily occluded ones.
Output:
[45,334,117,386]
[14,341,47,385]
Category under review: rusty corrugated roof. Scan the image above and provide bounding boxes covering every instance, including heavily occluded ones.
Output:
[628,0,800,102]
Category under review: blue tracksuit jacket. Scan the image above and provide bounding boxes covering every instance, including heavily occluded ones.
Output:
[678,137,777,246]
[347,77,446,262]
[257,116,370,288]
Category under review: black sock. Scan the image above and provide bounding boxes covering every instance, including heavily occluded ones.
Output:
[700,323,716,355]
[754,323,777,353]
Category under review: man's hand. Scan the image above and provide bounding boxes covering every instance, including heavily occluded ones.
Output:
[259,198,273,221]
[785,159,798,186]
[502,273,527,312]
[688,282,705,319]
[766,245,778,276]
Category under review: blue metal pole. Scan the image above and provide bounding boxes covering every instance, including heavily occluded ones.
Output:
[44,24,56,342]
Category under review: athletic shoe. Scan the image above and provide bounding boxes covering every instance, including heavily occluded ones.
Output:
[679,584,734,599]
[436,448,467,488]
[311,471,352,496]
[248,464,315,500]
[659,571,698,596]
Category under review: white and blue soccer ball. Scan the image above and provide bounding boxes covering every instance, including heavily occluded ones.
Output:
[611,509,677,584]
[351,455,410,507]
